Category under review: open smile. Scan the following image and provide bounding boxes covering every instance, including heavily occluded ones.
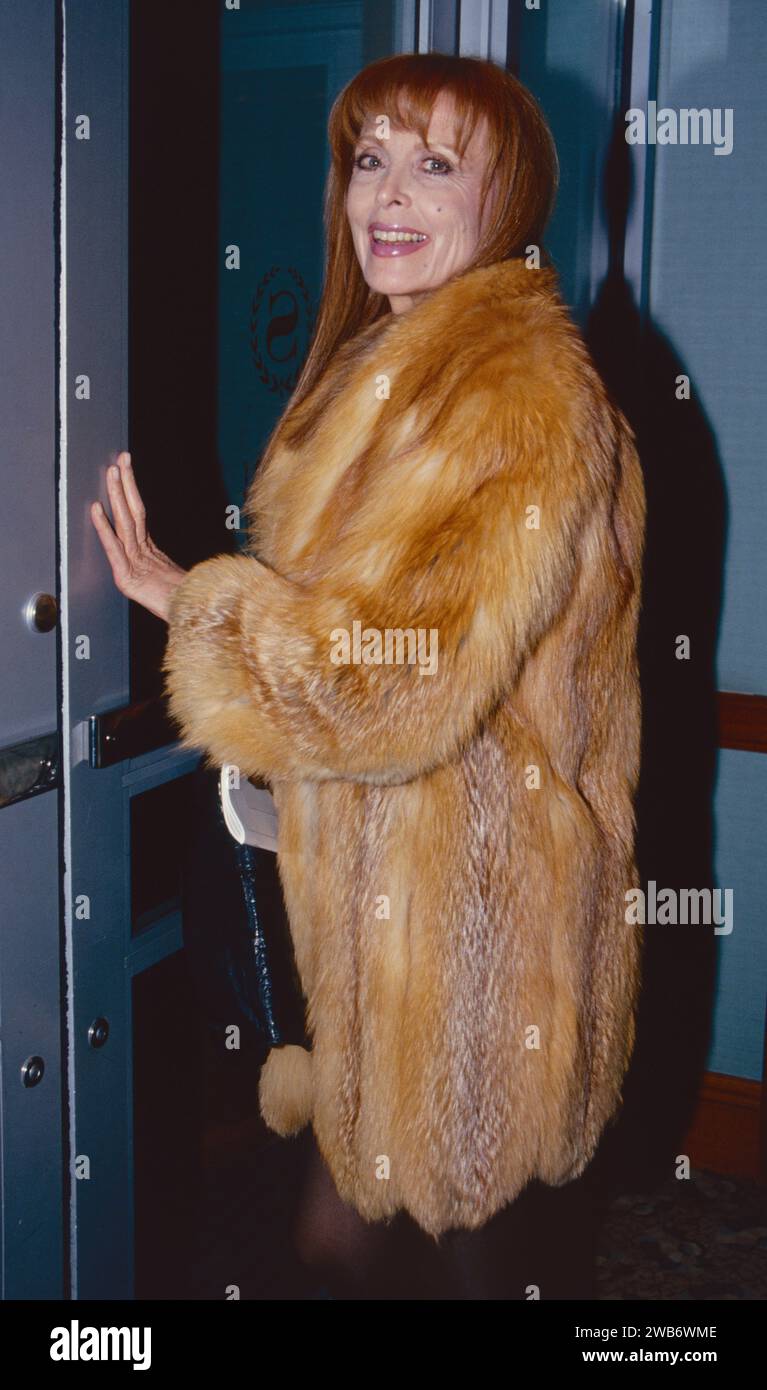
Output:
[368,222,430,257]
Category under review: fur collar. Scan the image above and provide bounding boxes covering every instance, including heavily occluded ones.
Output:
[244,255,602,582]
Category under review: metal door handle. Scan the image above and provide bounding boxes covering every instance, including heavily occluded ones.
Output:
[88,696,180,768]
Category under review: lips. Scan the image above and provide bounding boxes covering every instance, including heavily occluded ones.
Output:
[368,222,430,258]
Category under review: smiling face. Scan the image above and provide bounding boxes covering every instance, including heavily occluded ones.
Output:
[346,91,495,314]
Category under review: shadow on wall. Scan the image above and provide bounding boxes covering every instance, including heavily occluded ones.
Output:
[585,108,725,1189]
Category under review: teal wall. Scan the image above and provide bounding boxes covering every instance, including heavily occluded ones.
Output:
[711,750,767,1079]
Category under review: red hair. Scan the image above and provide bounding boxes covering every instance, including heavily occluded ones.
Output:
[263,54,558,431]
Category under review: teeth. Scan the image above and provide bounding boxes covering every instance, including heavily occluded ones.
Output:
[372,230,427,243]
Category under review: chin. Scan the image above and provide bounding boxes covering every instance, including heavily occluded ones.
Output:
[361,258,428,297]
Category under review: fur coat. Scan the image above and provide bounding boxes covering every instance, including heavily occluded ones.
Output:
[162,255,646,1237]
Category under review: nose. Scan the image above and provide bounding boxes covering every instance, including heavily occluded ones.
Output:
[375,165,411,211]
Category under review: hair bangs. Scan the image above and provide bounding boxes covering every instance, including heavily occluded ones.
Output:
[330,54,498,172]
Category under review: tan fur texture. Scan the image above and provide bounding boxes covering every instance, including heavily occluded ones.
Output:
[162,257,646,1237]
[258,1043,313,1136]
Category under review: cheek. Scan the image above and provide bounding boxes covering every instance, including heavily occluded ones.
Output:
[432,215,477,246]
[429,190,481,238]
[346,183,366,229]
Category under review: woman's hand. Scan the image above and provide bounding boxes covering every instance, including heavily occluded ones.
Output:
[90,452,187,623]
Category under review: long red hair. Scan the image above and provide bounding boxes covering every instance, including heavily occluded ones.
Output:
[253,53,558,466]
[295,54,553,403]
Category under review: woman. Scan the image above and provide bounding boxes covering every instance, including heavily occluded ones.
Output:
[92,54,645,1269]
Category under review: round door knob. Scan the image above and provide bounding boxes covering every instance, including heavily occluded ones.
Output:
[88,1017,110,1049]
[24,592,58,633]
[21,1055,45,1088]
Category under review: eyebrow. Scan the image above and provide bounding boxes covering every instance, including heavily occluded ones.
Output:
[354,132,462,159]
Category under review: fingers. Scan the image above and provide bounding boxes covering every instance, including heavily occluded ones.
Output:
[92,452,179,613]
[105,454,141,555]
[116,451,147,545]
[90,500,130,590]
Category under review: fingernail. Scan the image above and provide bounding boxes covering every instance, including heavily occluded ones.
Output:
[111,464,119,477]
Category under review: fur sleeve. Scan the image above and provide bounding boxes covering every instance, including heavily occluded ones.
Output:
[161,400,596,785]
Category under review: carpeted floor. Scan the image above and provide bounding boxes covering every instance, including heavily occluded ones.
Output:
[594,1167,767,1301]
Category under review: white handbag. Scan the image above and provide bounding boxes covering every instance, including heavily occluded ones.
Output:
[218,764,278,851]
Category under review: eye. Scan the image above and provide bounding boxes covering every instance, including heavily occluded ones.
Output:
[423,156,453,176]
[354,152,382,171]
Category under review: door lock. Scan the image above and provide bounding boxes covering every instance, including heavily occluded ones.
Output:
[24,592,58,633]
